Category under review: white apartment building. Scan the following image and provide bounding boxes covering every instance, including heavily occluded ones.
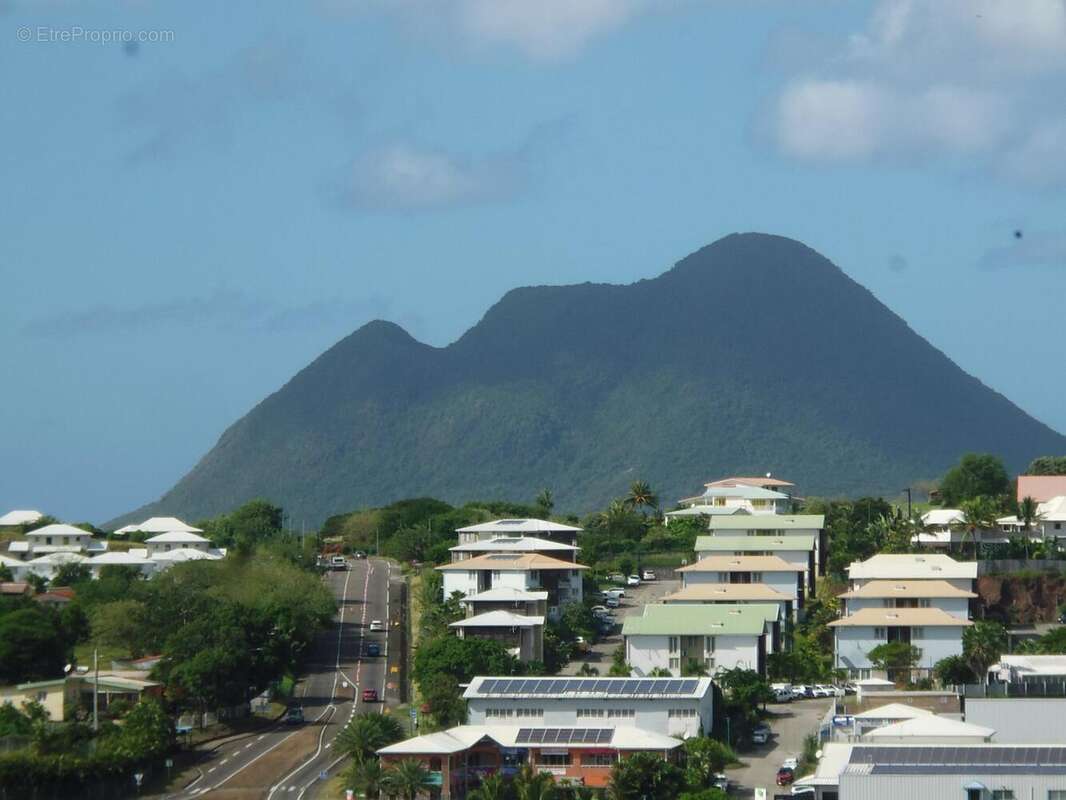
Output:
[622,603,779,677]
[438,553,587,619]
[463,676,714,739]
[844,553,978,592]
[449,537,579,563]
[454,519,581,548]
[694,534,817,594]
[838,580,975,619]
[676,554,806,614]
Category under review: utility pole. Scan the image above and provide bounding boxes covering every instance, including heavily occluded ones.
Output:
[903,487,912,518]
[92,648,99,732]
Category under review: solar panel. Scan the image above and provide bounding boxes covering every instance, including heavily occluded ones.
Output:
[597,729,613,743]
[479,679,498,694]
[663,680,683,694]
[679,679,699,694]
[635,680,654,694]
[618,682,639,695]
[593,680,611,693]
[561,679,582,693]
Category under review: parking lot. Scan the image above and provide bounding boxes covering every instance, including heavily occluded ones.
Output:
[560,577,679,675]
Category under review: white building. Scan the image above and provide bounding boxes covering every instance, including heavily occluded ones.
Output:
[144,531,213,556]
[622,603,778,677]
[454,519,581,548]
[449,537,579,563]
[450,611,545,662]
[838,580,974,619]
[862,715,994,744]
[0,510,43,527]
[676,555,806,614]
[845,553,978,592]
[113,516,204,536]
[829,607,972,680]
[463,676,714,739]
[694,534,817,593]
[674,481,794,516]
[437,553,587,618]
[21,551,91,581]
[660,583,793,621]
[9,524,107,558]
[988,654,1066,684]
[87,550,157,577]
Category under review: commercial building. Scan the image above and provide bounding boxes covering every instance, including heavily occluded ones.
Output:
[377,724,682,798]
[463,676,714,739]
[622,603,778,677]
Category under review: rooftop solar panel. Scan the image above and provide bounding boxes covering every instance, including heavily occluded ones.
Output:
[663,680,682,693]
[635,680,654,694]
[618,682,638,694]
[679,679,699,693]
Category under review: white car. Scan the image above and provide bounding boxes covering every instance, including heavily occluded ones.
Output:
[590,605,610,617]
[604,588,626,599]
[641,570,656,581]
[626,575,641,586]
[369,620,385,632]
[607,573,626,583]
[781,757,799,771]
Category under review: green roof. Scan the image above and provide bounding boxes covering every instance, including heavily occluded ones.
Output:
[622,603,778,637]
[704,515,824,531]
[694,534,816,552]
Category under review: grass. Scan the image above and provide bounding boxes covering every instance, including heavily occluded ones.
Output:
[73,642,129,669]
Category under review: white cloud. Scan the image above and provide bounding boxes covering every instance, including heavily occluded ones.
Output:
[331,143,522,211]
[769,0,1066,185]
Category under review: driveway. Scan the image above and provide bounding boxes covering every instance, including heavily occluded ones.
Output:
[560,578,680,675]
[724,698,832,798]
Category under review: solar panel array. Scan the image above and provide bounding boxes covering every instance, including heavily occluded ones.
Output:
[850,746,1066,774]
[516,728,614,745]
[475,678,700,697]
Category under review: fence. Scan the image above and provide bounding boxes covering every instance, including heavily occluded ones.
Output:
[978,559,1066,576]
[963,680,1066,698]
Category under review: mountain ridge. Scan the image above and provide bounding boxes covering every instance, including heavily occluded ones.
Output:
[111,233,1066,527]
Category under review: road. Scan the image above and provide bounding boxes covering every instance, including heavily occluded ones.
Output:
[165,557,395,800]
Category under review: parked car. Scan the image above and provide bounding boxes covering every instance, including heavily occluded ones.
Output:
[844,683,857,695]
[781,757,799,772]
[776,767,795,786]
[641,570,656,581]
[712,774,731,791]
[812,685,834,698]
[362,688,379,702]
[284,706,304,725]
[605,596,620,608]
[366,642,381,657]
[574,636,590,653]
[796,685,815,698]
[591,605,610,616]
[604,588,626,599]
[369,620,385,632]
[626,575,641,586]
[752,723,771,744]
[607,573,626,583]
[772,686,794,702]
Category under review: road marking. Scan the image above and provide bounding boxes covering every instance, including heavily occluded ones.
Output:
[219,759,229,766]
[207,767,216,774]
[258,734,267,741]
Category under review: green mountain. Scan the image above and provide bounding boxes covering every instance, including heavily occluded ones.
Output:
[115,233,1066,526]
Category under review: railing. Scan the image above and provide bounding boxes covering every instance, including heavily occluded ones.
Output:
[963,680,1066,698]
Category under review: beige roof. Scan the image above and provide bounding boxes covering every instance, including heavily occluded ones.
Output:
[661,584,792,603]
[828,607,973,628]
[705,476,795,488]
[846,553,977,580]
[436,553,588,572]
[677,555,801,573]
[839,580,977,599]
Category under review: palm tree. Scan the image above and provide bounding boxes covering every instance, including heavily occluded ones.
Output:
[680,658,708,677]
[337,714,405,762]
[468,773,508,800]
[383,758,433,800]
[1018,495,1040,531]
[346,756,386,799]
[513,764,557,800]
[624,481,659,515]
[535,488,555,518]
[960,497,997,559]
[647,667,672,677]
[963,620,1008,685]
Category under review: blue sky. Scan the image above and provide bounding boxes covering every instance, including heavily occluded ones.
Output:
[3,0,1066,522]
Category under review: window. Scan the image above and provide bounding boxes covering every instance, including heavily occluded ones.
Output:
[537,753,571,766]
[714,497,725,507]
[1047,792,1066,800]
[584,753,617,767]
[912,627,924,639]
[35,691,47,702]
[751,572,762,582]
[577,708,605,718]
[992,791,1015,800]
[873,627,886,639]
[705,636,716,653]
[919,598,930,608]
[668,658,680,670]
[607,708,634,718]
[486,708,513,718]
[668,637,679,653]
[668,708,697,718]
[515,708,543,718]
[752,499,768,508]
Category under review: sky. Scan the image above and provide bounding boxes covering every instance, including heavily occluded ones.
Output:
[3,0,1066,523]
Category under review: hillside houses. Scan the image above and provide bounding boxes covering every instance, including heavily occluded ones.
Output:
[676,554,807,618]
[667,475,797,519]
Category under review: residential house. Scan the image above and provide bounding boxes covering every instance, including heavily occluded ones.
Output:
[9,523,107,557]
[449,537,579,563]
[660,583,794,621]
[0,678,79,722]
[622,603,779,677]
[450,611,545,662]
[693,534,817,594]
[699,514,826,576]
[0,672,161,721]
[676,555,806,616]
[377,725,682,797]
[0,582,31,598]
[21,552,90,582]
[438,554,587,617]
[844,553,978,592]
[454,519,582,549]
[0,509,43,528]
[87,550,157,577]
[463,676,714,739]
[144,531,213,556]
[674,484,793,516]
[829,607,972,680]
[113,516,204,536]
[837,580,975,619]
[1017,475,1066,504]
[33,586,75,608]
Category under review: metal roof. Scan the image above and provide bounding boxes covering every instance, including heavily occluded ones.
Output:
[848,745,1066,774]
[694,534,816,552]
[622,603,777,636]
[704,515,824,530]
[465,676,710,699]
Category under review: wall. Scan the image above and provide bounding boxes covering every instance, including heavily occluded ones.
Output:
[681,570,799,601]
[840,771,1066,800]
[965,697,1066,743]
[626,633,760,677]
[844,597,970,620]
[834,626,964,672]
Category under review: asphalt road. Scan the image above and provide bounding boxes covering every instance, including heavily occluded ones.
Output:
[165,557,394,800]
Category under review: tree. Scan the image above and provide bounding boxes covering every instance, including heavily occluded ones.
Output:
[933,655,977,686]
[960,496,999,557]
[535,489,555,518]
[336,713,405,762]
[414,636,522,687]
[0,607,67,683]
[468,772,509,800]
[0,564,12,582]
[678,791,729,800]
[90,600,149,657]
[963,621,1008,683]
[607,752,685,800]
[715,668,774,710]
[938,454,1011,507]
[624,481,659,516]
[1025,456,1066,476]
[866,642,922,680]
[608,645,631,677]
[106,698,173,759]
[1018,496,1041,531]
[420,673,467,727]
[51,562,92,587]
[647,667,672,677]
[347,756,386,799]
[681,659,708,677]
[683,737,735,788]
[383,758,433,800]
[513,764,556,800]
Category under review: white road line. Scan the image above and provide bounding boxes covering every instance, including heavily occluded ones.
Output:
[219,759,229,766]
[207,767,216,774]
[258,734,267,741]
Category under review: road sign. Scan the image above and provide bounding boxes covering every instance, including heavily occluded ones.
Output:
[409,708,418,720]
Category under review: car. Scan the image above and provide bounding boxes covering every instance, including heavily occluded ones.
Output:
[607,573,626,583]
[751,729,769,745]
[711,773,731,791]
[772,686,794,702]
[329,555,348,570]
[574,636,590,653]
[812,685,834,698]
[626,575,641,586]
[776,767,794,786]
[369,620,385,632]
[796,685,815,698]
[590,605,610,617]
[354,551,367,559]
[604,588,626,599]
[605,596,620,608]
[781,757,799,771]
[362,688,379,702]
[366,642,381,657]
[641,570,656,581]
[844,683,857,695]
[284,706,305,725]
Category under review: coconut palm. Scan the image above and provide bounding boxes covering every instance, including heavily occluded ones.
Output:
[535,488,554,517]
[963,620,1008,684]
[468,773,508,800]
[346,756,386,799]
[960,497,997,559]
[1018,495,1041,531]
[382,758,434,800]
[336,713,405,762]
[513,764,557,800]
[624,481,659,515]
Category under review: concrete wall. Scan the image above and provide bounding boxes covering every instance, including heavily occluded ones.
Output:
[626,632,760,677]
[840,771,1066,800]
[681,570,799,601]
[844,597,970,620]
[965,697,1066,743]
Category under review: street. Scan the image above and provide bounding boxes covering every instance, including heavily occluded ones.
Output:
[164,557,395,800]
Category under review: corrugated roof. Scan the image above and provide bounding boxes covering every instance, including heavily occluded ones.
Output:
[695,535,816,552]
[378,725,682,755]
[696,486,791,500]
[705,477,795,488]
[677,555,801,573]
[0,510,43,526]
[863,716,994,740]
[839,580,976,599]
[450,537,577,553]
[145,531,210,544]
[25,524,92,538]
[436,553,588,571]
[828,607,972,627]
[462,588,549,602]
[622,603,777,636]
[464,676,713,699]
[853,703,934,720]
